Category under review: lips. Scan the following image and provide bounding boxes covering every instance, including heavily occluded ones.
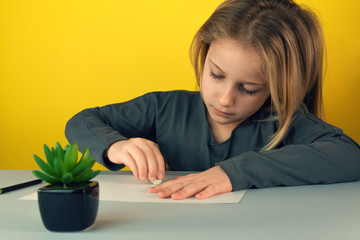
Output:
[212,106,233,117]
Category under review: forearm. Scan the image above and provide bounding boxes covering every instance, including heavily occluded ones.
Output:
[65,108,127,170]
[219,136,360,190]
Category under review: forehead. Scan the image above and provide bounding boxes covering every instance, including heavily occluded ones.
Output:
[206,38,264,83]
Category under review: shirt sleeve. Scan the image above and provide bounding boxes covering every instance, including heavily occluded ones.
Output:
[218,106,360,190]
[65,92,158,170]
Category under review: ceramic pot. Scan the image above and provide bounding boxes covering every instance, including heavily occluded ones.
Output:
[37,181,99,231]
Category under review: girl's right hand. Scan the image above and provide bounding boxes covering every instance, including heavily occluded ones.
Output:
[106,138,165,182]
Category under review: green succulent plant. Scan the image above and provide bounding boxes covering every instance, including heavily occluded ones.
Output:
[33,142,100,188]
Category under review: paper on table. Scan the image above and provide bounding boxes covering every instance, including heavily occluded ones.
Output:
[19,173,246,204]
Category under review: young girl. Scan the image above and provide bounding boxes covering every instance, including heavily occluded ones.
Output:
[65,0,360,200]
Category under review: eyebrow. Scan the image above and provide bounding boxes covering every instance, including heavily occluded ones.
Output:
[208,59,266,86]
[209,59,225,74]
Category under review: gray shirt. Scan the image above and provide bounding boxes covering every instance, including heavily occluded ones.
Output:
[65,90,360,190]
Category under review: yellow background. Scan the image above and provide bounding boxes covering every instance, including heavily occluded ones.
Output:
[1,0,359,170]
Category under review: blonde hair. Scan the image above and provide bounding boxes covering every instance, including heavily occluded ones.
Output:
[190,0,325,150]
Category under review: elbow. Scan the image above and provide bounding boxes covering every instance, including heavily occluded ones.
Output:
[64,112,82,145]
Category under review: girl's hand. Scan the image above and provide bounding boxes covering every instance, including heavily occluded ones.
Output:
[148,166,232,200]
[107,138,165,182]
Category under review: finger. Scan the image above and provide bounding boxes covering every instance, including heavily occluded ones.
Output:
[148,183,161,193]
[147,180,170,194]
[133,139,165,181]
[130,138,158,180]
[137,139,165,181]
[149,172,198,193]
[158,179,205,199]
[150,144,165,180]
[148,178,170,193]
[171,181,207,200]
[195,184,219,200]
[128,146,148,181]
[140,141,161,182]
[152,179,187,198]
[120,152,139,180]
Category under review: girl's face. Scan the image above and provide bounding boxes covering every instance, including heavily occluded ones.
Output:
[201,38,270,130]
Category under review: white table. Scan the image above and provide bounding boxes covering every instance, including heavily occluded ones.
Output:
[1,170,360,240]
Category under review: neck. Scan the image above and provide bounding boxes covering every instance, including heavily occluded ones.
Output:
[206,112,241,143]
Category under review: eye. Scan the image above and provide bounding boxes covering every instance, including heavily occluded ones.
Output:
[238,85,256,96]
[209,71,224,80]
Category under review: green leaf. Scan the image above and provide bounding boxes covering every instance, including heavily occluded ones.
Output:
[78,146,90,163]
[64,144,78,172]
[73,167,93,180]
[43,144,54,167]
[55,142,64,161]
[32,170,59,184]
[73,170,100,183]
[54,156,65,177]
[61,172,73,185]
[33,154,56,176]
[34,143,98,186]
[64,144,70,152]
[82,160,96,174]
[72,156,94,176]
[51,147,56,158]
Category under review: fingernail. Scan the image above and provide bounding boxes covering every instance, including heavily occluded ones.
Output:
[141,175,147,181]
[151,179,162,185]
[158,172,164,179]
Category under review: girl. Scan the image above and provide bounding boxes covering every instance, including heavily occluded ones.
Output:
[65,0,360,200]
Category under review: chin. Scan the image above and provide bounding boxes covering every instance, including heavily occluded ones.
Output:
[213,116,242,126]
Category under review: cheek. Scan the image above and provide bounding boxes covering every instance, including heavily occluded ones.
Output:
[200,77,214,100]
[237,93,269,113]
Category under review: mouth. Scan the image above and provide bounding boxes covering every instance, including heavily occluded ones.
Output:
[212,106,233,117]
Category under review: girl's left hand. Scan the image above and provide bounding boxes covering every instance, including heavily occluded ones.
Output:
[148,166,233,200]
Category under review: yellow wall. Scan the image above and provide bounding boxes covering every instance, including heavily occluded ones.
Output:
[1,0,359,170]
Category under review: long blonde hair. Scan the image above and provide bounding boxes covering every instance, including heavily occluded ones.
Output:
[190,0,325,150]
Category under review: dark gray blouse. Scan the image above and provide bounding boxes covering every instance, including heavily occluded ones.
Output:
[65,90,360,190]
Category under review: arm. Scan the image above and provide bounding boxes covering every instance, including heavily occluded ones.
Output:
[65,93,159,171]
[65,107,127,171]
[219,135,360,190]
[220,106,360,190]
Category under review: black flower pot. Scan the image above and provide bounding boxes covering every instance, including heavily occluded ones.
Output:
[37,181,99,231]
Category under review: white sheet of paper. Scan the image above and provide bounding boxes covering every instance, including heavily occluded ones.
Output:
[19,173,246,204]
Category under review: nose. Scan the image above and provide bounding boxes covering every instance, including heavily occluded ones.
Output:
[218,85,235,107]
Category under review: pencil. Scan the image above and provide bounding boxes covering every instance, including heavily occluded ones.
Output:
[0,179,43,194]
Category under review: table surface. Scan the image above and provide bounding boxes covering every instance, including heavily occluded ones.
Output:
[1,169,360,240]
